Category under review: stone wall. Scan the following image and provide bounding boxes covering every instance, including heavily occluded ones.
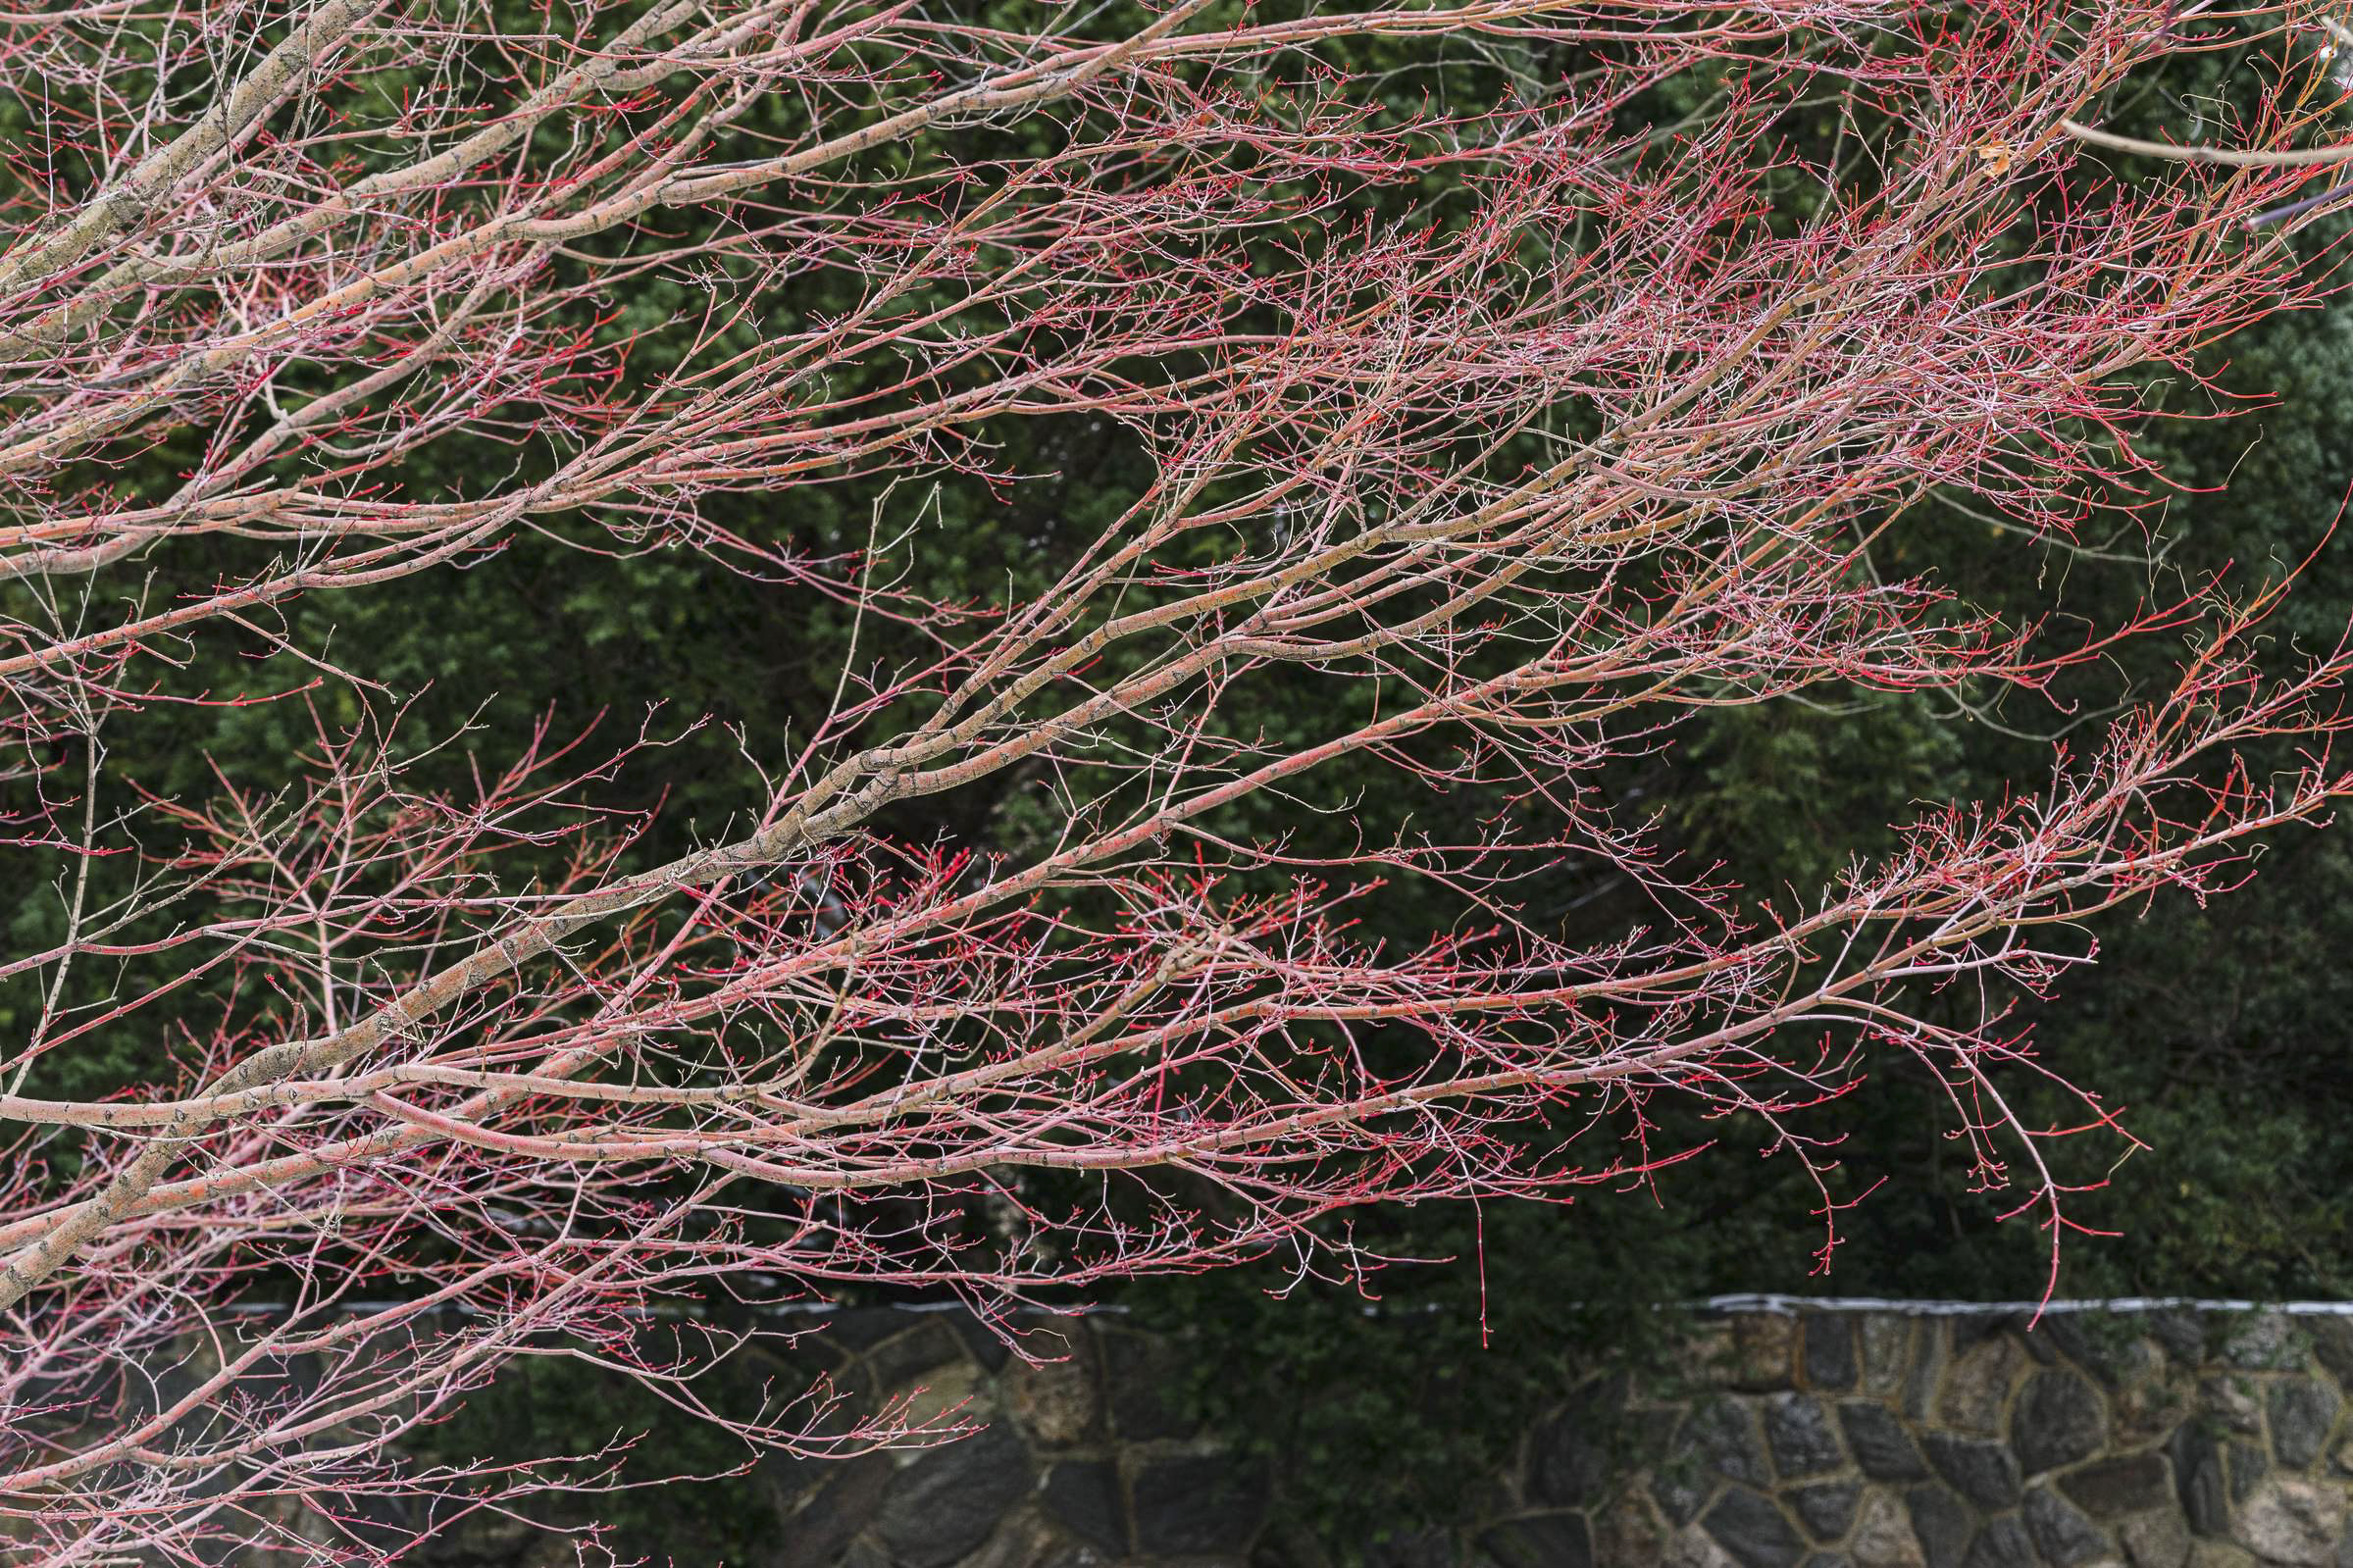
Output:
[745,1302,2353,1568]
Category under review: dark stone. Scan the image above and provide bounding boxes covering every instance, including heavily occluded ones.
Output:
[2167,1424,2228,1537]
[1475,1512,1592,1568]
[1948,1314,2007,1355]
[1042,1461,1125,1553]
[1100,1331,1194,1441]
[866,1321,967,1390]
[1838,1401,1930,1481]
[2037,1316,2118,1384]
[1703,1488,1808,1568]
[1962,1516,2033,1568]
[1766,1393,1847,1479]
[2269,1377,2342,1468]
[2225,1437,2267,1504]
[1131,1453,1269,1555]
[1905,1486,1976,1568]
[772,1451,894,1568]
[1532,1384,1617,1507]
[1689,1397,1773,1487]
[831,1307,917,1351]
[2149,1312,2206,1367]
[1806,1317,1860,1391]
[877,1427,1031,1568]
[2009,1315,2060,1365]
[1789,1482,1861,1542]
[2012,1369,2106,1475]
[1800,1557,1853,1568]
[2024,1488,2112,1567]
[2059,1451,2173,1519]
[2048,1313,2158,1388]
[949,1313,1015,1373]
[1923,1433,2022,1510]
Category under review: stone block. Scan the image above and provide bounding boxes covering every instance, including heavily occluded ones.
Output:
[1098,1330,1195,1441]
[1921,1433,2021,1511]
[1129,1453,1268,1556]
[1041,1460,1125,1553]
[2168,1425,2229,1538]
[773,1451,894,1568]
[2149,1314,2207,1368]
[832,1307,918,1352]
[1807,1318,1860,1393]
[2268,1378,2342,1469]
[1790,1482,1862,1543]
[2014,1369,2107,1475]
[1703,1487,1808,1568]
[2041,1316,2125,1385]
[2010,1315,2061,1366]
[1939,1334,2028,1439]
[1767,1394,1848,1480]
[888,1360,985,1436]
[866,1322,968,1391]
[2060,1453,2174,1520]
[2224,1438,2267,1507]
[877,1427,1031,1568]
[1949,1316,2008,1356]
[1903,1486,1974,1568]
[1839,1402,1931,1482]
[1689,1397,1773,1488]
[949,1313,1016,1373]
